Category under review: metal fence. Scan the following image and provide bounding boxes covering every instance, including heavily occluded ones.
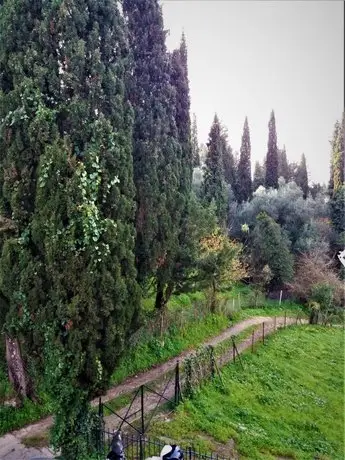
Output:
[102,432,230,460]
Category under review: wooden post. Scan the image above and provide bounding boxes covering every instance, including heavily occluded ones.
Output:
[262,322,265,345]
[274,316,276,331]
[284,311,287,327]
[279,290,283,306]
[251,330,255,353]
[232,341,236,362]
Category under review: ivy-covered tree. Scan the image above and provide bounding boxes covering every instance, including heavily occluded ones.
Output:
[202,114,228,225]
[0,1,140,458]
[265,110,279,189]
[295,153,308,198]
[191,113,200,167]
[251,212,294,287]
[278,145,289,182]
[237,117,252,202]
[253,161,265,192]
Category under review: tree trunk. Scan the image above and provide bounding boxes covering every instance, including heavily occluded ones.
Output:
[5,335,34,401]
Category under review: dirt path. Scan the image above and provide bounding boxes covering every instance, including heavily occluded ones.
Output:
[0,316,305,459]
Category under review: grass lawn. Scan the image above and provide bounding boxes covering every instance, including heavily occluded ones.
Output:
[148,326,344,460]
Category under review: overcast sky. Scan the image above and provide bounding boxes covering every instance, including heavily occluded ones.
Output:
[161,0,344,184]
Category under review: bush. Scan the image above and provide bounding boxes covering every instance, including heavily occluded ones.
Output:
[289,251,344,323]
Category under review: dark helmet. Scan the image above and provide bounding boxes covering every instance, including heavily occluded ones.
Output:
[160,444,184,460]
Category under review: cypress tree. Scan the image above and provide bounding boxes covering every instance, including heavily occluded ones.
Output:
[220,125,237,196]
[237,117,252,202]
[253,161,265,191]
[154,32,192,310]
[330,114,345,196]
[295,153,309,198]
[191,113,200,167]
[265,110,279,189]
[278,145,289,182]
[123,0,169,285]
[222,142,237,193]
[252,213,294,287]
[202,114,228,225]
[0,1,140,457]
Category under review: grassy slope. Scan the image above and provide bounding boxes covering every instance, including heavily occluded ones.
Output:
[0,287,305,436]
[149,326,344,460]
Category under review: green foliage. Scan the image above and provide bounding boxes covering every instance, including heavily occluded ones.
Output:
[191,113,200,167]
[0,1,140,457]
[265,110,279,189]
[111,313,229,385]
[237,117,252,203]
[202,115,228,225]
[330,185,345,235]
[295,153,309,199]
[329,114,344,195]
[277,146,289,182]
[251,212,294,286]
[252,161,265,193]
[149,326,344,459]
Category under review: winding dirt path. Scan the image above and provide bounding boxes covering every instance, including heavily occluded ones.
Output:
[0,316,305,459]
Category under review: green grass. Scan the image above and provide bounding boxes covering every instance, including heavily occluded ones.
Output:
[149,326,344,459]
[0,285,305,436]
[111,313,230,384]
[0,392,51,435]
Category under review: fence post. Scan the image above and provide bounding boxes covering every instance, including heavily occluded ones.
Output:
[279,290,283,306]
[139,434,144,460]
[284,311,287,328]
[175,361,180,405]
[251,330,255,353]
[232,341,236,363]
[210,346,215,379]
[296,313,298,325]
[140,385,145,435]
[274,316,276,331]
[97,397,104,454]
[262,322,265,345]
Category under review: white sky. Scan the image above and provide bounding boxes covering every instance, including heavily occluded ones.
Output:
[161,0,344,184]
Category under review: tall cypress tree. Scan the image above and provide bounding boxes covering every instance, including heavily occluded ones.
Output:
[0,1,140,457]
[330,114,345,196]
[191,113,200,167]
[278,145,289,182]
[202,114,228,224]
[295,153,309,198]
[153,32,192,310]
[124,0,184,311]
[265,110,279,189]
[253,161,265,191]
[237,117,252,202]
[123,0,169,285]
[220,125,237,196]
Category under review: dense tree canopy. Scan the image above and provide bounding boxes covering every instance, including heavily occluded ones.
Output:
[0,0,140,457]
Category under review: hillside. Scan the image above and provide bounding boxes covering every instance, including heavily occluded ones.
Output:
[149,326,344,460]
